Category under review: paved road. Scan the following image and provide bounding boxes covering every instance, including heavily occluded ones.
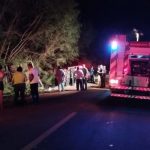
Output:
[1,86,150,150]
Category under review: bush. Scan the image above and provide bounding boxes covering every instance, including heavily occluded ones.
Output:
[40,70,55,88]
[4,82,13,95]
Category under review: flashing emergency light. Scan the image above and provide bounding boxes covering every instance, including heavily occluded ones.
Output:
[111,41,118,50]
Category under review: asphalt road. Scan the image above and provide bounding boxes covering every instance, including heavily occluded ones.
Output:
[1,86,150,150]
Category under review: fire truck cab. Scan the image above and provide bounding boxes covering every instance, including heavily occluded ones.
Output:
[109,35,150,100]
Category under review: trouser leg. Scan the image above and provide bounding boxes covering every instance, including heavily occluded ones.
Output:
[83,78,87,90]
[79,79,83,91]
[61,82,64,91]
[14,85,19,104]
[76,79,80,91]
[20,83,26,103]
[30,83,39,103]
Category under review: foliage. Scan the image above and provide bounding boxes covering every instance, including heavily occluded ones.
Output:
[0,0,80,68]
[40,70,55,88]
[37,0,80,68]
[0,0,81,95]
[78,21,97,60]
[3,81,13,96]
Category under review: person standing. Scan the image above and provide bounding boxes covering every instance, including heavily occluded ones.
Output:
[74,66,84,91]
[82,64,88,90]
[97,65,103,87]
[101,65,106,88]
[69,68,73,86]
[12,66,27,105]
[27,63,40,104]
[0,65,5,111]
[55,66,65,92]
[90,66,95,83]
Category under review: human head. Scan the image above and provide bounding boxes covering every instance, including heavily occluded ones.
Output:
[17,66,23,72]
[57,66,61,69]
[27,63,33,69]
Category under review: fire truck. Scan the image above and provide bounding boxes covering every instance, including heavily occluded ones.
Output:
[109,34,150,100]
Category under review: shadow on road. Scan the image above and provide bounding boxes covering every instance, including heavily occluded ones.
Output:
[97,96,150,112]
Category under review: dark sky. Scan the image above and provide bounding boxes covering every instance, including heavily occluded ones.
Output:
[77,0,150,65]
[78,0,150,37]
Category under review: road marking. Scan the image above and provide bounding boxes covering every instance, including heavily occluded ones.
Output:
[21,112,77,150]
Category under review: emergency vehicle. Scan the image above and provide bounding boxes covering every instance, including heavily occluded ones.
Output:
[109,34,150,100]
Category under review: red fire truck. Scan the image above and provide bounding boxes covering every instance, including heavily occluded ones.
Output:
[109,34,150,100]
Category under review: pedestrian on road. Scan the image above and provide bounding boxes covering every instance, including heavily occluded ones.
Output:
[90,66,95,83]
[27,63,40,104]
[69,67,75,86]
[97,65,102,87]
[0,64,5,111]
[82,64,88,90]
[12,66,27,105]
[55,66,65,92]
[74,66,84,91]
[101,65,106,88]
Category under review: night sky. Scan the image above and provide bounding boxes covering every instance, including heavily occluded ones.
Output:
[77,0,150,65]
[78,0,150,37]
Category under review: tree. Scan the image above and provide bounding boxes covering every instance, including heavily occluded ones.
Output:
[78,20,98,63]
[0,0,80,68]
[37,0,80,68]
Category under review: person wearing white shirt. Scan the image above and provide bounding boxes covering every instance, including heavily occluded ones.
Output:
[27,63,40,103]
[74,67,84,91]
[82,64,88,90]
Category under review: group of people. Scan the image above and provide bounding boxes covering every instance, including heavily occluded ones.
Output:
[55,64,89,92]
[0,63,107,111]
[0,63,40,111]
[54,64,107,92]
[74,64,88,91]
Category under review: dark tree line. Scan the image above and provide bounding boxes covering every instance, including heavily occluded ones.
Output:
[0,0,80,68]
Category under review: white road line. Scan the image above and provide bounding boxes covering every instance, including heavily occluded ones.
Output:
[21,112,77,150]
